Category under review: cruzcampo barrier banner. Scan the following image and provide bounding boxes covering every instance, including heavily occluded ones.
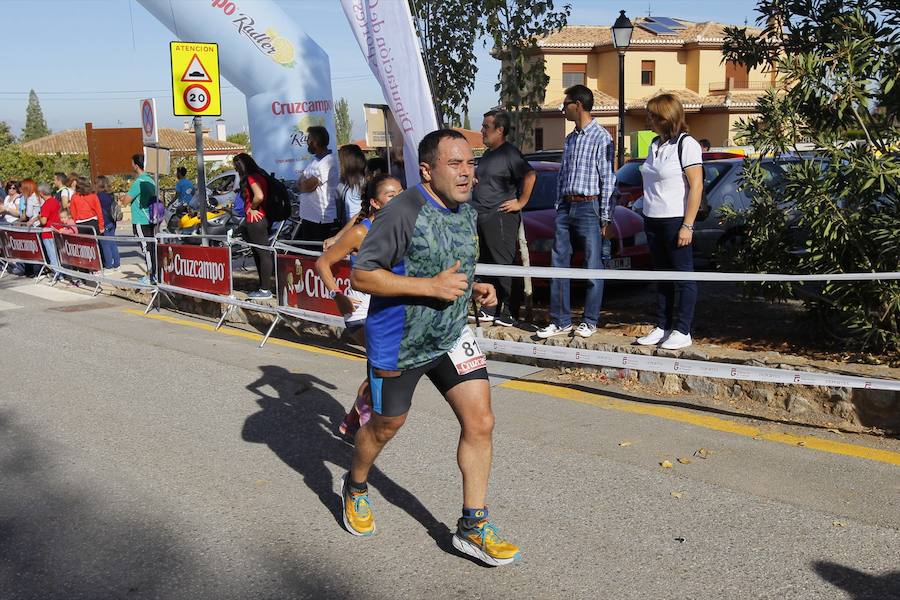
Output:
[276,253,348,317]
[158,243,232,296]
[55,232,102,272]
[138,0,337,179]
[1,229,45,264]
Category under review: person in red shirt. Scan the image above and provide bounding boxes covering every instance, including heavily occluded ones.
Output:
[233,153,273,299]
[69,176,105,235]
[38,183,62,270]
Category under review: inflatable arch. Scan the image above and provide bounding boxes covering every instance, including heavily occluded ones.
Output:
[137,0,337,179]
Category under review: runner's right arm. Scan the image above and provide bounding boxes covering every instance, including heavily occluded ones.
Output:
[351,191,468,302]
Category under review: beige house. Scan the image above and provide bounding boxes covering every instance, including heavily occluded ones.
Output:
[526,17,773,155]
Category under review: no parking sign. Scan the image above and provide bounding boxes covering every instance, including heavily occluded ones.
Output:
[140,98,158,144]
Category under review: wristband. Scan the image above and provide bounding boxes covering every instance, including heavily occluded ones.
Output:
[681,223,694,231]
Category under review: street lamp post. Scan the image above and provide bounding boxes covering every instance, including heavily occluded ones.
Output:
[612,10,633,169]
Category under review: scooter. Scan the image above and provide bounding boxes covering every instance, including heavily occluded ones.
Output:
[164,200,241,244]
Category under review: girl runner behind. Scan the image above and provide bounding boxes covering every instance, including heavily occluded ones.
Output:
[315,174,402,441]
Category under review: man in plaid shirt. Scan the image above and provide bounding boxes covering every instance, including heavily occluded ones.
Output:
[537,84,615,339]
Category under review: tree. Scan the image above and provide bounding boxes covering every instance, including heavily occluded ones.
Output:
[0,121,15,147]
[721,0,900,351]
[408,0,480,126]
[21,89,50,142]
[335,97,353,146]
[226,131,251,153]
[482,0,571,147]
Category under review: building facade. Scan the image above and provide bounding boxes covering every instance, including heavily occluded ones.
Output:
[525,17,773,155]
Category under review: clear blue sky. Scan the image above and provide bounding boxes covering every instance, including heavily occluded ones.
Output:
[1,0,761,140]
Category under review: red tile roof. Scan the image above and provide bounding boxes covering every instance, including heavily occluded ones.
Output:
[20,128,246,157]
[537,18,761,49]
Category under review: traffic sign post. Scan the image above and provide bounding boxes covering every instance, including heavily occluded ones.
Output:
[170,41,221,243]
[140,98,158,145]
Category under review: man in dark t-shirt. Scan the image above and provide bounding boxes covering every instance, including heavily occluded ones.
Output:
[472,110,535,326]
[342,129,522,567]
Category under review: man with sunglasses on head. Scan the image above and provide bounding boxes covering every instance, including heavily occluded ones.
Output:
[537,84,615,340]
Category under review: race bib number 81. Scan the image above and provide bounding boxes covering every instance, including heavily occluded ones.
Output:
[448,327,487,375]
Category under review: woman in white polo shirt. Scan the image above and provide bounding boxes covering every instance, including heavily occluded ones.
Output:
[635,94,703,350]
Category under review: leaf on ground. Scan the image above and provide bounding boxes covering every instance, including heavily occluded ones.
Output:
[676,457,692,464]
[618,441,633,447]
[827,428,841,434]
[832,520,847,527]
[671,491,683,499]
[694,448,711,459]
[660,460,674,469]
[797,441,807,447]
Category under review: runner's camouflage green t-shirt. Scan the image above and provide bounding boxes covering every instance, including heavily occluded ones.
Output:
[353,184,479,370]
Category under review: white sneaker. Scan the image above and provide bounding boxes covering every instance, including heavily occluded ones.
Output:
[536,323,572,339]
[636,327,668,346]
[660,330,692,350]
[574,323,596,338]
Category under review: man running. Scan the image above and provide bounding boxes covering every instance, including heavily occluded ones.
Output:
[343,129,521,567]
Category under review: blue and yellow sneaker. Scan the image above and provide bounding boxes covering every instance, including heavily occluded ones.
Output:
[341,474,375,537]
[452,517,521,566]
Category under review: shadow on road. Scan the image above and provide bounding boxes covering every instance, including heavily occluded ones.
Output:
[241,365,464,560]
[813,560,900,600]
[0,409,191,599]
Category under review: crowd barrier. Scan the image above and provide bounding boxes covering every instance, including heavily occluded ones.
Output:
[2,224,898,392]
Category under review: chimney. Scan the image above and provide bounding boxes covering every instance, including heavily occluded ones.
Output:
[216,118,227,141]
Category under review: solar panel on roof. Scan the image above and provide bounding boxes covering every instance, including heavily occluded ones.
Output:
[639,22,677,35]
[648,16,687,29]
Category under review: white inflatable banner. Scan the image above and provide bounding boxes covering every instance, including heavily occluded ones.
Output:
[137,0,337,179]
[341,0,439,185]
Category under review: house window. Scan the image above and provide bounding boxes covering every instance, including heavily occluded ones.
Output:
[641,61,655,86]
[534,128,544,151]
[562,63,586,88]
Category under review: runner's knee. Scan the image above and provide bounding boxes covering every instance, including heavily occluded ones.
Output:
[369,413,407,443]
[461,409,494,439]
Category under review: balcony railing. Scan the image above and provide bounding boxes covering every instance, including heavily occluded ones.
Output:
[708,80,774,93]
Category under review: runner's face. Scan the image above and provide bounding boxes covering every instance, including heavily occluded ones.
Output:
[372,178,402,210]
[421,138,475,206]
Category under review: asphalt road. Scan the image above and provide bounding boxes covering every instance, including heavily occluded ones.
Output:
[1,276,898,600]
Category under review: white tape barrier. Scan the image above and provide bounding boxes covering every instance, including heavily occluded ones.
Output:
[476,263,900,283]
[476,334,899,392]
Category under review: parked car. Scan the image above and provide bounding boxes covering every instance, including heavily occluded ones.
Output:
[612,151,744,209]
[519,161,652,274]
[631,155,825,260]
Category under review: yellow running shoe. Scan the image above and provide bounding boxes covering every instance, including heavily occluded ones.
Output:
[452,518,521,566]
[341,474,375,537]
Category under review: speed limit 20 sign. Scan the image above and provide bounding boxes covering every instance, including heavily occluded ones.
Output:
[170,42,221,117]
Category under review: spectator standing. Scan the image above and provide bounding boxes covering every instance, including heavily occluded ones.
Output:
[634,94,702,350]
[125,154,158,285]
[537,85,615,339]
[20,179,43,225]
[2,181,21,223]
[337,144,367,225]
[54,172,73,209]
[233,153,273,299]
[70,176,105,235]
[698,138,712,152]
[37,183,62,271]
[472,110,536,326]
[296,126,339,242]
[95,175,121,269]
[174,166,196,208]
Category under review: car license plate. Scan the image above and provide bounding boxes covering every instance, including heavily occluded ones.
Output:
[603,257,631,270]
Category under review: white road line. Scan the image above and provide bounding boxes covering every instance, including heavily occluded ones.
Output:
[0,299,23,312]
[6,283,88,302]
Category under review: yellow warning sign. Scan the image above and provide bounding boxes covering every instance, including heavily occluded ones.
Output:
[170,42,221,117]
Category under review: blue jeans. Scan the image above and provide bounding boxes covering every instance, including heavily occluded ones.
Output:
[100,223,120,268]
[643,216,697,334]
[42,237,59,269]
[550,200,604,327]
